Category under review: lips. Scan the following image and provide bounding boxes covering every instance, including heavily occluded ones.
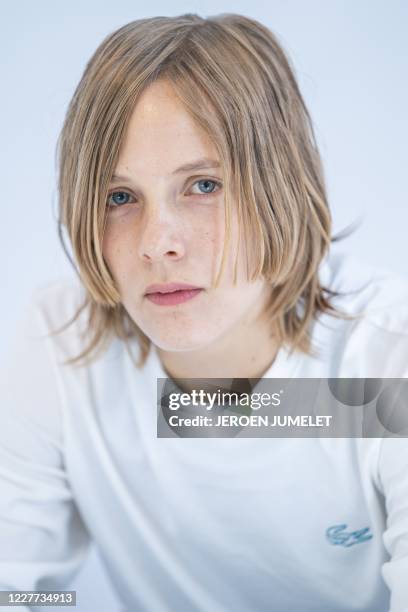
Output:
[145,282,202,295]
[145,288,203,306]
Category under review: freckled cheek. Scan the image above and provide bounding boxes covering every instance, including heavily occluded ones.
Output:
[194,226,216,250]
[102,226,135,284]
[102,224,119,264]
[204,217,239,277]
[192,229,221,285]
[194,212,224,256]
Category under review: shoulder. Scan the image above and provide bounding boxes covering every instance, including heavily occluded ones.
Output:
[22,276,91,363]
[317,251,408,377]
[320,250,408,333]
[1,276,86,447]
[28,276,129,369]
[31,275,87,327]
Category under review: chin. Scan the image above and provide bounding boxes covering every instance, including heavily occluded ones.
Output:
[149,329,215,353]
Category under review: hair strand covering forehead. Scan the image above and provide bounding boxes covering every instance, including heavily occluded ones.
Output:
[54,12,354,369]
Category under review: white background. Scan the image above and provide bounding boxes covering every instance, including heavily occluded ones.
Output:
[1,1,407,610]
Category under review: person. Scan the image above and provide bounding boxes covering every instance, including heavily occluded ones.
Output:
[1,12,407,612]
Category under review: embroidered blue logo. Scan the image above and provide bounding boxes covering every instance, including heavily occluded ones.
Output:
[326,524,373,547]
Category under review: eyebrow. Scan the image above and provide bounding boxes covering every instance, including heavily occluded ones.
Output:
[110,158,221,183]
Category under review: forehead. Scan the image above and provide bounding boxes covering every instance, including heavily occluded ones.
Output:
[116,79,218,176]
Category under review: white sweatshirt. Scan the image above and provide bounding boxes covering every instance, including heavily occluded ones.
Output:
[1,251,408,612]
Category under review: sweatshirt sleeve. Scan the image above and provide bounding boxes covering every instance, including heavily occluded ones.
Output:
[0,291,91,610]
[379,436,408,612]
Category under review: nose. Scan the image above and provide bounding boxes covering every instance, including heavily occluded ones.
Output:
[137,206,186,264]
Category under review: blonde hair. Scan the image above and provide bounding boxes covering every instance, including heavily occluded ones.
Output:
[55,12,353,369]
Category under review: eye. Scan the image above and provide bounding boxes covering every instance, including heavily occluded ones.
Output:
[106,179,222,209]
[188,179,222,196]
[106,191,136,208]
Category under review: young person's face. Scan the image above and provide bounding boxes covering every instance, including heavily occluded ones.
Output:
[102,79,271,352]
